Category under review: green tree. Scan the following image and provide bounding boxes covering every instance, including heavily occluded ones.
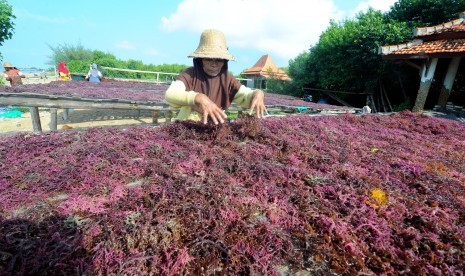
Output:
[0,0,15,60]
[387,0,465,29]
[286,3,464,109]
[288,9,411,106]
[288,51,312,93]
[47,42,92,70]
[47,42,189,80]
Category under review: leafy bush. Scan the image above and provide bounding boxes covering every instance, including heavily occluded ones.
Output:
[0,0,15,60]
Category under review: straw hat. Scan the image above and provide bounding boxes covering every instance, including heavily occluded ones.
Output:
[188,29,235,61]
[3,62,13,68]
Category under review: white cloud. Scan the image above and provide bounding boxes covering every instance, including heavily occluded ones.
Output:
[161,0,344,61]
[115,40,136,50]
[353,0,397,14]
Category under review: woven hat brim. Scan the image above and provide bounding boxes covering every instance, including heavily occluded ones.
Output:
[188,51,236,61]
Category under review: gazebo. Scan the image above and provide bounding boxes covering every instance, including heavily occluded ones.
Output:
[379,11,465,112]
[242,54,291,89]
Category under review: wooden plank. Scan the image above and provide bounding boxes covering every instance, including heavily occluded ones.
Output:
[0,92,166,106]
[0,94,172,111]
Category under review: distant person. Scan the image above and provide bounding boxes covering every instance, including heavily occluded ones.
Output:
[302,94,313,102]
[3,62,25,86]
[40,70,47,79]
[58,62,71,80]
[317,96,329,105]
[85,63,103,82]
[165,29,267,124]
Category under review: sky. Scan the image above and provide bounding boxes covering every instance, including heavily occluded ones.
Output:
[1,0,398,75]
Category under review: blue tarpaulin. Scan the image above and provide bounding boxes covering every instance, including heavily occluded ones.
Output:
[0,106,24,118]
[297,106,309,112]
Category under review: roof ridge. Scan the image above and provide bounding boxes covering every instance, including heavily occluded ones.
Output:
[414,11,465,37]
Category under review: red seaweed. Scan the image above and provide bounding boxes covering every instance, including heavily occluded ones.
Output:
[0,110,464,274]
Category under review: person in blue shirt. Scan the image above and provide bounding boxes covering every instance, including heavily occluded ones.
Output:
[85,64,103,82]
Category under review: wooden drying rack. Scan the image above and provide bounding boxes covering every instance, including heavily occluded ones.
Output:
[0,92,360,132]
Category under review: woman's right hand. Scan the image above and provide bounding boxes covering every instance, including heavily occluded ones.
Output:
[193,93,228,125]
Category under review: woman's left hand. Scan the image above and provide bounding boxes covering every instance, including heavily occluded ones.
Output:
[249,90,268,118]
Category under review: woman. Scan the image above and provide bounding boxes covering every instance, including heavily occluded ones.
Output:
[85,64,103,82]
[58,62,70,80]
[3,62,25,86]
[165,29,267,124]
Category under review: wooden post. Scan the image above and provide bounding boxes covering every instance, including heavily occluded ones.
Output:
[380,81,393,111]
[437,57,461,109]
[366,93,377,113]
[166,110,172,123]
[49,108,58,131]
[29,107,42,132]
[152,111,159,124]
[397,74,408,101]
[379,86,387,112]
[412,58,438,112]
[62,108,69,121]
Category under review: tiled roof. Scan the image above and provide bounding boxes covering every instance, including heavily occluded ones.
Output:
[242,54,291,81]
[380,39,465,58]
[380,11,465,59]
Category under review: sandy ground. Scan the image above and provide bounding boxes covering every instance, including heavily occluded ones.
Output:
[0,108,167,136]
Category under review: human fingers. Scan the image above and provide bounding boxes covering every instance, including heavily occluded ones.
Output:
[201,105,227,125]
[194,94,228,124]
[195,94,220,124]
[249,99,267,118]
[210,109,228,125]
[256,104,268,118]
[249,90,266,118]
[250,103,266,118]
[202,110,220,124]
